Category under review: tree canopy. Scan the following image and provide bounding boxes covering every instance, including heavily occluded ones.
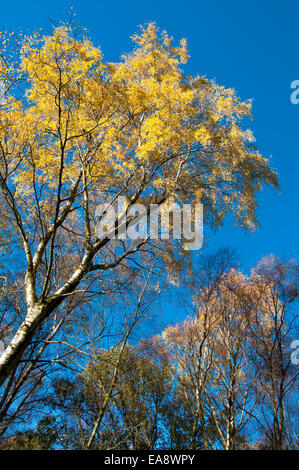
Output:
[0,22,287,451]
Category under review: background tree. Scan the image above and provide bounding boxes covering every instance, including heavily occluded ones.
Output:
[45,339,172,450]
[1,251,297,450]
[247,256,299,449]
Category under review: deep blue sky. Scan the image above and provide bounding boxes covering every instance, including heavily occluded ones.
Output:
[1,0,298,272]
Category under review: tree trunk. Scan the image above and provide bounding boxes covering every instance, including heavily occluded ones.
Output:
[0,303,46,387]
